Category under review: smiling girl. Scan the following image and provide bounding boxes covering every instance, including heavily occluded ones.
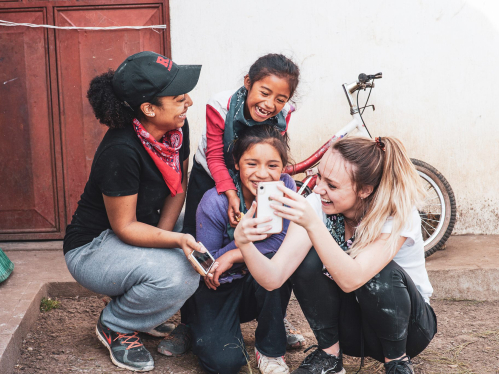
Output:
[234,137,437,374]
[181,125,296,374]
[183,53,300,236]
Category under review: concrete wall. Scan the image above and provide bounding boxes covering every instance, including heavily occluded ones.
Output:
[169,0,499,235]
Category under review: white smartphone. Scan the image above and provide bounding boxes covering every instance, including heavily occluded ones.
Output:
[187,243,215,276]
[256,181,284,234]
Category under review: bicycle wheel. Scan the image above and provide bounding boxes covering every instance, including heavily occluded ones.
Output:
[295,180,313,197]
[411,159,456,258]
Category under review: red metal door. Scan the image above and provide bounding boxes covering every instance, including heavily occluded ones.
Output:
[0,9,62,238]
[0,0,170,240]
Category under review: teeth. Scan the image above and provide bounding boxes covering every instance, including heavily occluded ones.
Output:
[321,198,331,203]
[257,106,271,115]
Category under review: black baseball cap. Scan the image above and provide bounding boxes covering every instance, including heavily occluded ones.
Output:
[112,51,201,107]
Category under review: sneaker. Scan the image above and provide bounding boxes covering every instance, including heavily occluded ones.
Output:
[157,323,191,356]
[284,318,305,350]
[291,345,345,374]
[95,313,154,372]
[146,321,176,337]
[255,347,290,374]
[384,356,414,374]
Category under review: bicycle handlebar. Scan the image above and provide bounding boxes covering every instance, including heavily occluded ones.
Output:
[358,72,382,83]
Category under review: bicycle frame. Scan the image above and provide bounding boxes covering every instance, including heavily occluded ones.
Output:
[284,79,373,195]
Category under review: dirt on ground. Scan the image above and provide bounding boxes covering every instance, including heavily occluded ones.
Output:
[13,296,499,374]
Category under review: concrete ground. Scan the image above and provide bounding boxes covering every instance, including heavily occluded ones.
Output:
[0,235,498,373]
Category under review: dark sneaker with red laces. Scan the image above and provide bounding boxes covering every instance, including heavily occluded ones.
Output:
[291,345,345,374]
[384,356,414,374]
[157,323,192,356]
[96,313,154,372]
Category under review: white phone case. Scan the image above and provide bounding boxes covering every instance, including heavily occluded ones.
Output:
[256,181,284,234]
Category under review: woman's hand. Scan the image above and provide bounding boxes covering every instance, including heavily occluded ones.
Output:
[234,201,273,247]
[225,190,241,227]
[179,234,204,259]
[270,185,321,232]
[204,252,235,290]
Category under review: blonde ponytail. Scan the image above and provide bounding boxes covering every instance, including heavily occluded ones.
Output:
[331,137,426,258]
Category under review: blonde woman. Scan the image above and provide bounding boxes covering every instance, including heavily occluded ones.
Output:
[234,137,437,374]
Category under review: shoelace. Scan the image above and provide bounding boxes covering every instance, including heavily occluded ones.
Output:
[115,332,143,350]
[300,345,322,366]
[385,355,412,374]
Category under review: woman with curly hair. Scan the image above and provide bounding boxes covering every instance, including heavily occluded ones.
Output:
[63,51,202,372]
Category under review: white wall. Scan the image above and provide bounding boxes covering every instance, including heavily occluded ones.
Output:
[170,0,499,235]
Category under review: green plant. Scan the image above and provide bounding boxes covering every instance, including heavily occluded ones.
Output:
[40,297,61,312]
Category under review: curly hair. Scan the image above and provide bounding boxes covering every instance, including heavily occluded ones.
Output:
[87,70,161,129]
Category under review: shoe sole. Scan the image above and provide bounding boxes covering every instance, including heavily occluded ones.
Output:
[95,326,154,372]
[157,345,185,357]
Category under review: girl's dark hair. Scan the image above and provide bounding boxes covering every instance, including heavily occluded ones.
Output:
[87,70,162,129]
[247,54,300,99]
[232,125,290,167]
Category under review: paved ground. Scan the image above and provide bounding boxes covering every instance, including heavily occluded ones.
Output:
[1,235,498,373]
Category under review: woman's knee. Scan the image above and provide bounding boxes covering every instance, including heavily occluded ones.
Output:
[290,247,322,283]
[356,261,406,300]
[139,250,200,300]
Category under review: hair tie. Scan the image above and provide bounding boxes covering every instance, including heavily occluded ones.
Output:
[375,137,386,152]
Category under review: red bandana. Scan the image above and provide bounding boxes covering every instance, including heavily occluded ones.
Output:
[133,118,183,196]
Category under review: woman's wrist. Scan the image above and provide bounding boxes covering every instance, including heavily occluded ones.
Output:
[172,232,186,248]
[304,214,323,234]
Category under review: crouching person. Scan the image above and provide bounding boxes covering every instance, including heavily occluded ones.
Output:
[176,125,295,374]
[63,51,202,372]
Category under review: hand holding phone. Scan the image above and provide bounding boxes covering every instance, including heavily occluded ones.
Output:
[187,243,215,276]
[256,181,284,234]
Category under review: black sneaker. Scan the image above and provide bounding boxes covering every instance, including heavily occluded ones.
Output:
[157,323,192,356]
[384,356,414,374]
[291,345,345,374]
[95,313,154,372]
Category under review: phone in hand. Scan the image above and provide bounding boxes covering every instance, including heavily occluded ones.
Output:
[188,243,215,276]
[256,181,284,234]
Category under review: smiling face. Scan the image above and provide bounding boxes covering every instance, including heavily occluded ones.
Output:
[155,94,193,130]
[314,149,362,219]
[140,94,193,140]
[243,74,291,122]
[235,142,284,206]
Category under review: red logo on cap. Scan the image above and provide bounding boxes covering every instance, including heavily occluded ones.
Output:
[156,56,173,71]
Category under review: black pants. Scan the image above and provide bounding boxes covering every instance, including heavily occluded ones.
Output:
[183,255,292,374]
[291,247,437,362]
[182,157,215,237]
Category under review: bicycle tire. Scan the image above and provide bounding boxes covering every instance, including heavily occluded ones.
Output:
[411,159,456,258]
[295,181,313,197]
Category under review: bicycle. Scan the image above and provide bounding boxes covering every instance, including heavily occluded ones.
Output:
[284,73,456,258]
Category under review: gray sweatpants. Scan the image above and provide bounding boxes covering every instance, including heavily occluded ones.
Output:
[65,229,200,333]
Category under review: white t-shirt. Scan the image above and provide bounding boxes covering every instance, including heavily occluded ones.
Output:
[307,192,433,303]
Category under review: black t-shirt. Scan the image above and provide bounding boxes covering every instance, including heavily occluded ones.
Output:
[63,120,190,254]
